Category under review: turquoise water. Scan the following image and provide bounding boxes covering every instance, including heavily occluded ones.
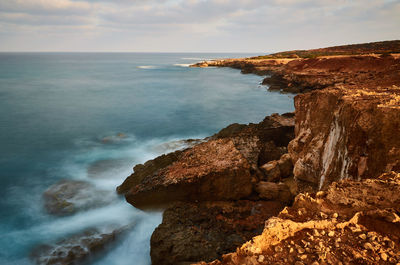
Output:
[0,53,294,264]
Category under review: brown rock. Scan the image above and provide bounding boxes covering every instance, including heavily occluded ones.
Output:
[289,86,400,190]
[150,200,285,265]
[255,181,293,203]
[118,113,295,209]
[125,139,253,209]
[201,172,400,265]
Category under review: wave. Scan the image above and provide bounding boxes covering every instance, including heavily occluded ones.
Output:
[137,65,157,69]
[173,63,192,67]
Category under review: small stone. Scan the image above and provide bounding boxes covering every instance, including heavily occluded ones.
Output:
[309,235,314,241]
[258,255,265,262]
[388,240,395,248]
[381,253,388,261]
[359,234,367,240]
[335,242,340,248]
[320,231,326,236]
[298,247,305,254]
[336,238,342,243]
[328,231,335,237]
[320,212,328,219]
[364,243,373,250]
[300,255,307,260]
[313,229,320,236]
[298,210,303,216]
[275,246,283,252]
[289,247,294,253]
[332,213,338,218]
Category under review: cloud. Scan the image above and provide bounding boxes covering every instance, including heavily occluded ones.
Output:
[0,0,398,51]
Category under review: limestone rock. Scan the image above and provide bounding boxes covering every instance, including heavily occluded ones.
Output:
[200,172,400,265]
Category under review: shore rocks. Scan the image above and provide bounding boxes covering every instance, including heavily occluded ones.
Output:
[150,200,286,265]
[200,172,400,265]
[123,139,254,209]
[117,113,294,209]
[31,226,128,265]
[43,180,114,216]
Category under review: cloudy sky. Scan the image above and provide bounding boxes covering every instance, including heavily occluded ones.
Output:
[0,0,399,52]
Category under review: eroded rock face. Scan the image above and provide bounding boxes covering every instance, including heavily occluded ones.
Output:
[201,172,400,265]
[124,139,253,209]
[43,180,115,216]
[31,226,128,265]
[150,200,286,265]
[117,113,294,209]
[288,87,400,190]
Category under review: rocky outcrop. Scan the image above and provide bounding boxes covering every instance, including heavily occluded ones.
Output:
[117,113,294,209]
[200,172,400,265]
[150,200,286,265]
[289,86,400,190]
[31,226,129,265]
[43,180,115,216]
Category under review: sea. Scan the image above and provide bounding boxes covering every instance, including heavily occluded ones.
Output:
[0,53,294,265]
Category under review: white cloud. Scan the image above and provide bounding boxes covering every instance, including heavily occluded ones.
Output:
[0,0,398,51]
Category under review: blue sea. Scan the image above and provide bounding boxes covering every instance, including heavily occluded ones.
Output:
[0,53,294,265]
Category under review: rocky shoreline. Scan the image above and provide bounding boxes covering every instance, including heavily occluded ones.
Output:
[33,40,400,265]
[117,40,400,265]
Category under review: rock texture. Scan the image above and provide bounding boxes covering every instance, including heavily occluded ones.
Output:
[150,200,286,265]
[117,113,294,209]
[200,172,400,265]
[289,86,400,190]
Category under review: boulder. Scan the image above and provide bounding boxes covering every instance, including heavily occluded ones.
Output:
[43,180,115,216]
[254,181,293,203]
[123,139,253,209]
[150,200,286,265]
[260,153,293,182]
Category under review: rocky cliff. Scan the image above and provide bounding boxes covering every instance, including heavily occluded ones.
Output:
[118,40,400,265]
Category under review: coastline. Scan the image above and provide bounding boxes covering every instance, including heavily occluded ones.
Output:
[117,40,400,264]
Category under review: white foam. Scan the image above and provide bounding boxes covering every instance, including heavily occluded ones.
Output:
[137,65,157,69]
[173,63,192,67]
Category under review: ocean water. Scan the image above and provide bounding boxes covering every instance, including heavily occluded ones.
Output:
[0,53,294,265]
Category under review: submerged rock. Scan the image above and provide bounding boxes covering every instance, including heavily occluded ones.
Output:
[31,226,129,265]
[43,180,115,216]
[87,158,132,179]
[150,200,286,265]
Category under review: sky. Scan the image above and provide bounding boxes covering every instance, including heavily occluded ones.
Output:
[0,0,399,52]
